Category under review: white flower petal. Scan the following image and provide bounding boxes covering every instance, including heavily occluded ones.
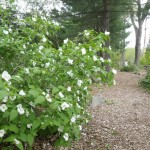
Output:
[112,68,117,74]
[58,126,64,132]
[19,90,26,96]
[1,71,11,82]
[0,104,8,112]
[14,139,20,145]
[59,92,64,98]
[63,133,69,141]
[105,31,110,35]
[61,102,70,110]
[64,38,68,44]
[81,48,86,55]
[67,86,71,92]
[0,130,5,137]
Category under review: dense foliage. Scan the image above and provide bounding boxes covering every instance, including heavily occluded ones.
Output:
[140,69,150,90]
[0,5,115,149]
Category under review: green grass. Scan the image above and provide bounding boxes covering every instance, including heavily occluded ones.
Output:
[125,48,135,63]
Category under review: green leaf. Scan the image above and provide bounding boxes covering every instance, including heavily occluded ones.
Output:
[0,79,4,89]
[34,95,45,105]
[51,101,60,109]
[28,89,39,97]
[16,142,24,150]
[0,90,8,100]
[32,120,41,130]
[27,134,34,146]
[10,109,18,121]
[9,124,19,133]
[52,87,59,94]
[4,135,15,142]
[18,133,27,142]
[52,120,61,126]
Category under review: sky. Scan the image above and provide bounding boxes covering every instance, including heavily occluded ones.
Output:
[126,18,150,48]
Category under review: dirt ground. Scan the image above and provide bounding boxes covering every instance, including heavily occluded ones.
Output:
[34,71,150,150]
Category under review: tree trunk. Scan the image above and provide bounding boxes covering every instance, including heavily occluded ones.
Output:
[134,23,143,65]
[102,0,110,71]
[121,50,126,67]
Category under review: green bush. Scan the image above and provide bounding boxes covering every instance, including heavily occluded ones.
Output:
[110,51,120,69]
[139,69,150,90]
[140,51,150,66]
[120,65,135,72]
[0,6,114,149]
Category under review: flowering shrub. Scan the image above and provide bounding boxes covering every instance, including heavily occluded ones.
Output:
[0,6,116,150]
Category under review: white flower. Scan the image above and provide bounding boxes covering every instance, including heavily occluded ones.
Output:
[10,95,16,101]
[9,28,12,32]
[71,116,76,123]
[19,90,26,96]
[17,105,25,115]
[1,71,11,82]
[0,104,8,112]
[33,61,36,66]
[77,97,80,102]
[81,48,86,55]
[64,38,68,44]
[3,30,9,35]
[79,125,82,130]
[77,80,83,87]
[84,86,87,91]
[68,58,73,65]
[77,103,81,108]
[93,55,98,62]
[105,31,110,35]
[75,46,79,50]
[61,102,70,110]
[77,91,80,94]
[23,44,26,49]
[109,46,111,50]
[67,70,73,77]
[108,58,111,62]
[125,61,128,66]
[85,32,90,36]
[67,86,71,92]
[14,139,20,145]
[0,130,5,137]
[77,115,80,118]
[20,51,25,54]
[58,126,64,132]
[113,80,116,85]
[25,68,30,74]
[39,46,44,50]
[59,92,64,98]
[29,101,35,107]
[42,92,46,95]
[63,133,69,141]
[112,68,117,74]
[45,94,52,102]
[2,5,6,9]
[86,119,89,123]
[84,30,90,36]
[45,62,50,68]
[100,57,104,62]
[32,17,36,21]
[2,96,8,103]
[42,37,47,42]
[27,124,32,129]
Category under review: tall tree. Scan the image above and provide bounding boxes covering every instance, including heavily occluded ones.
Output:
[130,0,150,65]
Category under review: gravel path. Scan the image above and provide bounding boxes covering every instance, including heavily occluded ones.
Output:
[71,71,150,150]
